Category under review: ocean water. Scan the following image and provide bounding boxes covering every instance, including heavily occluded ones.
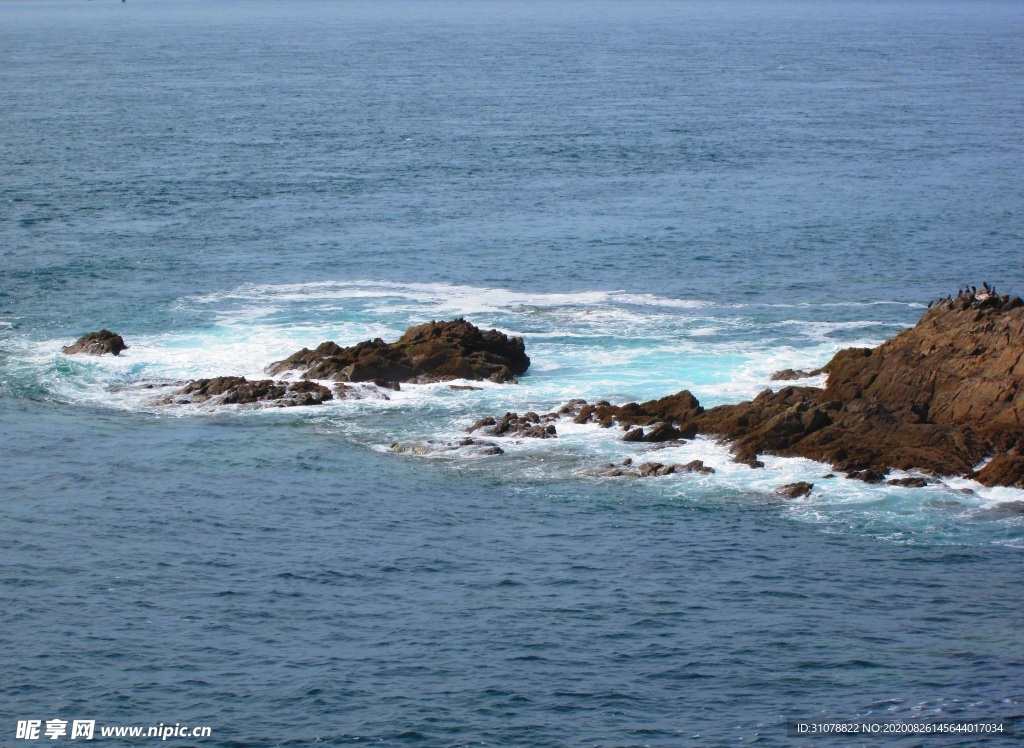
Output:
[2,1,1024,745]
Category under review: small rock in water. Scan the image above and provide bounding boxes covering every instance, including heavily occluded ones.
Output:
[769,368,823,381]
[886,477,929,487]
[585,459,714,478]
[334,382,394,401]
[63,330,127,356]
[775,482,814,499]
[846,468,888,484]
[468,411,558,439]
[390,437,504,457]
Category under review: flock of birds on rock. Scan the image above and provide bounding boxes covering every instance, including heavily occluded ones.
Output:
[927,282,1023,312]
[928,282,993,307]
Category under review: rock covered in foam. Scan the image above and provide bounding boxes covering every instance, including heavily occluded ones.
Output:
[390,437,504,457]
[585,459,715,478]
[775,482,814,499]
[266,318,530,384]
[155,376,332,408]
[63,330,127,356]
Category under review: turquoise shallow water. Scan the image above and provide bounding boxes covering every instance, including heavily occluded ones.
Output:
[2,1,1024,745]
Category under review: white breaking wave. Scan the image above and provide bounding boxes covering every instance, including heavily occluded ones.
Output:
[189,279,709,313]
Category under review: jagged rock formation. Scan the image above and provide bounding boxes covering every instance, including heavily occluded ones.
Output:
[267,319,529,384]
[63,330,127,356]
[694,289,1024,484]
[554,289,1024,487]
[155,376,332,408]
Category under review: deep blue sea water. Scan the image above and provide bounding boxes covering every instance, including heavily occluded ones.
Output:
[2,1,1024,745]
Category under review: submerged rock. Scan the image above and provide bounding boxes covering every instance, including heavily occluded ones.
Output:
[846,468,889,484]
[887,476,930,488]
[390,437,504,457]
[468,411,557,438]
[775,481,814,499]
[267,318,530,385]
[770,367,825,381]
[585,459,715,478]
[156,376,332,408]
[334,382,396,401]
[63,330,127,356]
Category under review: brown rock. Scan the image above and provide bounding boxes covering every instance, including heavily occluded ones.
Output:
[682,290,1024,481]
[622,427,645,442]
[681,459,716,474]
[266,318,529,384]
[969,454,1024,488]
[63,330,127,356]
[887,476,929,487]
[846,468,888,483]
[775,481,814,499]
[565,392,702,431]
[770,368,824,381]
[468,412,557,439]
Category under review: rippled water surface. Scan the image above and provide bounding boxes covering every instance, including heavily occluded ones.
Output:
[2,1,1024,745]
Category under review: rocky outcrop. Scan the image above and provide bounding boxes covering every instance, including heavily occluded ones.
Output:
[156,376,332,408]
[63,330,127,356]
[692,290,1024,485]
[558,289,1024,487]
[267,319,529,384]
[468,411,557,438]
